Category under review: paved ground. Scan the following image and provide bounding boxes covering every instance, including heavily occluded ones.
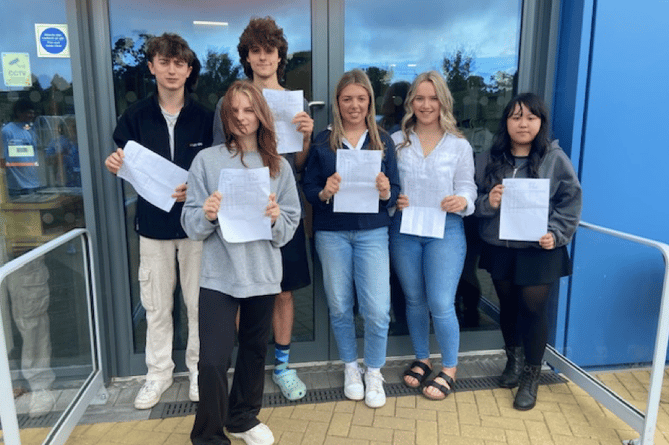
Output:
[4,358,669,445]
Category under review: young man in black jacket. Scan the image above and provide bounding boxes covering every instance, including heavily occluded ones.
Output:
[105,33,213,409]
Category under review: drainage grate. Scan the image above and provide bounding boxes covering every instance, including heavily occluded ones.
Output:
[149,400,198,419]
[150,372,567,418]
[7,411,64,428]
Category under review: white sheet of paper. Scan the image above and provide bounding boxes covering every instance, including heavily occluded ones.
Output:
[399,175,451,238]
[217,167,271,243]
[499,178,550,241]
[334,149,382,213]
[117,141,189,212]
[262,89,304,154]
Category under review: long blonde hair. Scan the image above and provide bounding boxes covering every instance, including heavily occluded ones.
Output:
[329,69,386,152]
[398,71,463,148]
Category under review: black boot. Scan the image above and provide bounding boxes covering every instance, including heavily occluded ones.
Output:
[499,347,524,388]
[513,364,541,411]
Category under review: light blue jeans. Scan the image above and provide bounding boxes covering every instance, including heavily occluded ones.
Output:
[390,214,466,368]
[315,227,391,369]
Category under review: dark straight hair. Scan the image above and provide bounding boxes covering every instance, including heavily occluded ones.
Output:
[483,92,551,190]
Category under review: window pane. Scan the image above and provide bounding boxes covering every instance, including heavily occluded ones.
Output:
[108,1,315,356]
[345,0,521,151]
[344,0,522,337]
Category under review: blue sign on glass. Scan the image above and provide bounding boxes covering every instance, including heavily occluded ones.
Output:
[39,27,68,55]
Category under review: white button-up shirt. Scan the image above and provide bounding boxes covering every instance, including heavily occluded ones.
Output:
[391,130,476,216]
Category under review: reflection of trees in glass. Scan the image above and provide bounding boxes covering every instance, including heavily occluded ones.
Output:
[195,50,241,109]
[355,50,516,152]
[285,51,312,102]
[111,34,153,116]
[441,49,516,152]
[110,34,244,114]
[364,67,391,114]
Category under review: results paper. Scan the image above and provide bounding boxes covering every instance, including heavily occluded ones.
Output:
[334,149,382,213]
[262,89,304,154]
[117,140,189,212]
[499,178,550,241]
[217,167,271,243]
[399,174,451,238]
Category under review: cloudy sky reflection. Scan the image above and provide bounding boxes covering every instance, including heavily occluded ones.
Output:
[1,0,521,92]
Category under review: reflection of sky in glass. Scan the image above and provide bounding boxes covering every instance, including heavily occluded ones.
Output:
[109,0,311,73]
[345,0,521,83]
[1,1,520,91]
[0,0,71,91]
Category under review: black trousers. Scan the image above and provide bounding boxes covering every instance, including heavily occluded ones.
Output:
[190,288,276,445]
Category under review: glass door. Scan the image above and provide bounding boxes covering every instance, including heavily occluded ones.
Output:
[340,0,524,357]
[0,0,102,440]
[103,0,527,373]
[107,0,329,374]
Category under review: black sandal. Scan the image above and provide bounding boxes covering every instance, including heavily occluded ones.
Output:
[422,371,455,400]
[402,361,432,388]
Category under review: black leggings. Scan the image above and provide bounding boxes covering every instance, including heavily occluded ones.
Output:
[494,280,552,366]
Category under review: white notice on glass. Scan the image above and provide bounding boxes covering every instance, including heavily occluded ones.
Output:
[262,89,304,154]
[217,167,271,243]
[334,149,382,213]
[499,178,550,241]
[399,175,451,238]
[117,140,189,212]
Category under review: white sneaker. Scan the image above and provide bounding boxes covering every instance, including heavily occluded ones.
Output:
[364,369,386,408]
[134,378,172,410]
[29,389,55,418]
[229,423,274,445]
[189,372,199,402]
[344,365,364,401]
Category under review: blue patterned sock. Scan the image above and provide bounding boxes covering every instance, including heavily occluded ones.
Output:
[274,343,290,375]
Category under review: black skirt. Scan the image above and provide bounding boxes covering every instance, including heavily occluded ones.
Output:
[479,243,572,286]
[280,219,312,292]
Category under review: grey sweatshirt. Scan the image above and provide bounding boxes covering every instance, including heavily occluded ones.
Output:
[181,144,300,298]
[474,141,582,249]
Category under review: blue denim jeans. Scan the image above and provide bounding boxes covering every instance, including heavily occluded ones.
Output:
[390,214,466,368]
[315,227,391,369]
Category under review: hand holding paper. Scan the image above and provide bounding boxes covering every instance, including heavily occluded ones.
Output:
[499,178,550,241]
[105,148,124,174]
[116,141,189,212]
[291,111,314,140]
[265,193,279,224]
[173,183,188,202]
[203,191,222,221]
[376,172,390,200]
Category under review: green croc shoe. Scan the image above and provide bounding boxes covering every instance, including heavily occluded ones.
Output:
[272,369,307,401]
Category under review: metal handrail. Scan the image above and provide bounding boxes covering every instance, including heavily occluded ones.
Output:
[548,221,669,445]
[0,229,104,445]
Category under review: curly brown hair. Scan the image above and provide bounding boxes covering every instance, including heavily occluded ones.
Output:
[237,17,288,82]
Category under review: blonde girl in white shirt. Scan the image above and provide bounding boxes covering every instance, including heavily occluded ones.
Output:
[390,71,476,400]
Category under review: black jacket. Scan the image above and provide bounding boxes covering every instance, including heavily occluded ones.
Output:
[113,94,213,239]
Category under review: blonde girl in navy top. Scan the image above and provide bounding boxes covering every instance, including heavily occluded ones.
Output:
[303,69,399,409]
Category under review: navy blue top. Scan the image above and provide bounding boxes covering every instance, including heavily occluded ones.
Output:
[303,128,399,231]
[113,94,213,240]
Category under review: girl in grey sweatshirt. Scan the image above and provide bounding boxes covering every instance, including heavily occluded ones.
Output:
[182,80,299,445]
